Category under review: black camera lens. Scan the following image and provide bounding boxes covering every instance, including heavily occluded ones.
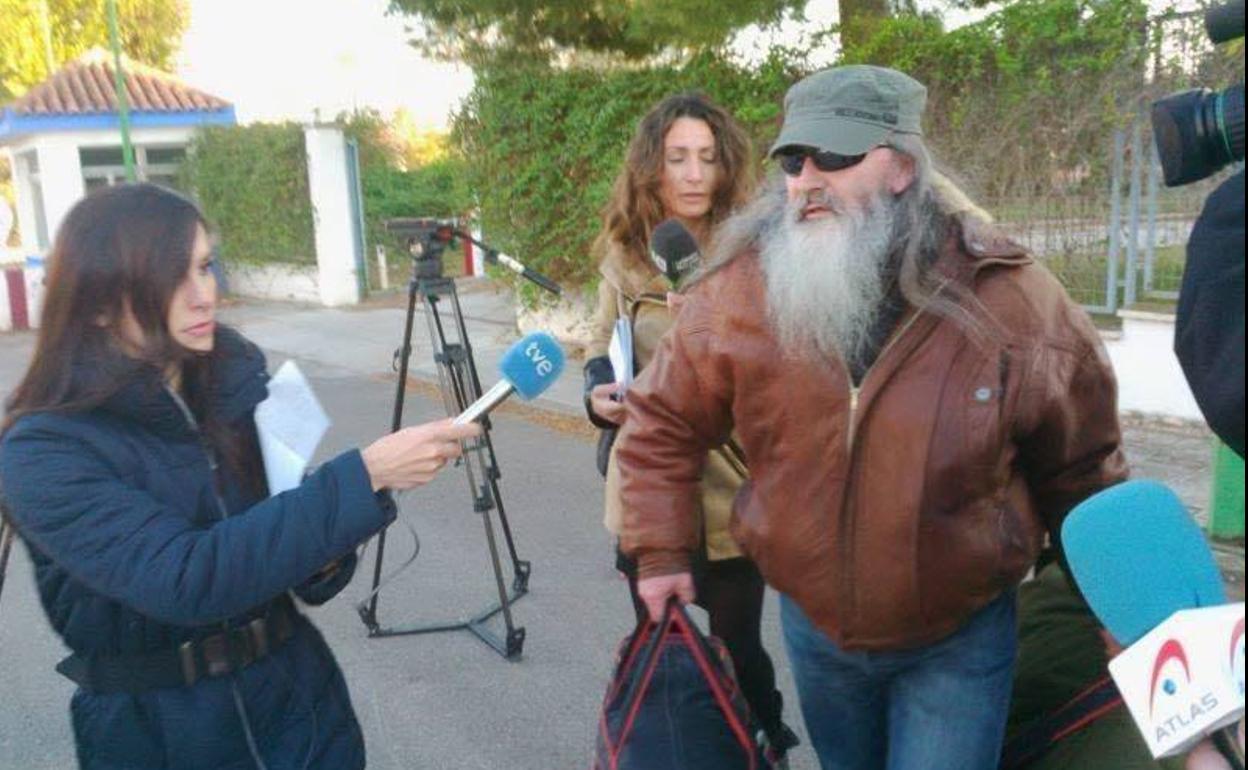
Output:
[1152,82,1245,187]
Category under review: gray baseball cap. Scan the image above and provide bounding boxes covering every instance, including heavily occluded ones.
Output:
[769,65,927,158]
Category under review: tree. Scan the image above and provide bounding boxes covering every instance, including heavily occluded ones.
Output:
[838,0,893,50]
[387,0,806,64]
[0,0,189,101]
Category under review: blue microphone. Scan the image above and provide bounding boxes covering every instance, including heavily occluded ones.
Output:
[1063,480,1243,768]
[1061,479,1226,646]
[453,332,566,425]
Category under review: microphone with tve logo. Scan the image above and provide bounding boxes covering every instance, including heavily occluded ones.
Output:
[649,219,701,287]
[1062,480,1244,766]
[454,332,566,425]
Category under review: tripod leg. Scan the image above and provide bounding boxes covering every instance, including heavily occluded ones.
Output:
[487,474,530,593]
[444,284,529,586]
[0,515,15,606]
[475,482,525,659]
[362,275,423,633]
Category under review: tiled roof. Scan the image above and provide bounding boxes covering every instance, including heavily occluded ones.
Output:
[7,49,231,116]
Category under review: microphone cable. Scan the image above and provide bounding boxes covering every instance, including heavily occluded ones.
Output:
[354,498,423,618]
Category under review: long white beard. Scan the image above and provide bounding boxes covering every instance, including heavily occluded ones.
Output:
[761,191,898,362]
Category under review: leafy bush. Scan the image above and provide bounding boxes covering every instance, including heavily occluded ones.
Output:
[838,0,1150,199]
[342,112,474,273]
[179,124,316,265]
[450,0,1194,295]
[453,51,803,293]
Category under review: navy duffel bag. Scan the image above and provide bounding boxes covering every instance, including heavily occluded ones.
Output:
[593,600,764,770]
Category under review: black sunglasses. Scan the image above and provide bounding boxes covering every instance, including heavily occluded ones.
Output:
[776,148,868,176]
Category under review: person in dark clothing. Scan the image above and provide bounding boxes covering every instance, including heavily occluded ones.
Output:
[0,183,480,770]
[1175,169,1245,458]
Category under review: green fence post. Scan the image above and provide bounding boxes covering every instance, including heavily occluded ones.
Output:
[1209,439,1245,540]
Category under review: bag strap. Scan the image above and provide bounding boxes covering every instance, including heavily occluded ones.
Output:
[614,601,757,770]
[668,604,758,769]
[616,600,678,728]
[999,675,1123,769]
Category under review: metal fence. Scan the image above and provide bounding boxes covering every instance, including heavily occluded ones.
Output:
[985,6,1243,315]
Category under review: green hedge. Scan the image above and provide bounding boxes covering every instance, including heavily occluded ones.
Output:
[452,51,803,293]
[452,0,1156,294]
[179,123,316,266]
[340,110,475,274]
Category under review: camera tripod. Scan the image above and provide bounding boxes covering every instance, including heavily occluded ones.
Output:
[357,252,532,660]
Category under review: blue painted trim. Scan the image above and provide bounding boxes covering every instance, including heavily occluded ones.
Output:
[0,107,236,141]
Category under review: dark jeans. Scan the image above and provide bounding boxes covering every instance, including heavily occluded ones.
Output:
[781,590,1018,770]
[616,549,788,742]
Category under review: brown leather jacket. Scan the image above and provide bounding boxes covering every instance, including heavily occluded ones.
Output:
[615,216,1128,651]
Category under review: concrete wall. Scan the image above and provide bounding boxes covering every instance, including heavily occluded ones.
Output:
[3,126,363,310]
[224,262,321,305]
[1102,311,1203,421]
[304,126,361,307]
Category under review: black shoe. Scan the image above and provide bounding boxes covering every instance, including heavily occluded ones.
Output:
[761,723,800,769]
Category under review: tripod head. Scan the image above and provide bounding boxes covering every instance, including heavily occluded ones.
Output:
[385,217,458,280]
[384,217,562,296]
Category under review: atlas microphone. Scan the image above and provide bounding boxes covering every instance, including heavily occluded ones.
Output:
[454,332,566,425]
[649,219,701,286]
[1062,480,1245,766]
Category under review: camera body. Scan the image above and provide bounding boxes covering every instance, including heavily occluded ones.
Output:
[1151,0,1245,187]
[385,218,458,280]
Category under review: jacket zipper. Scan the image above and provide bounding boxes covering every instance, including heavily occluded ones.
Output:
[164,385,230,521]
[839,304,928,452]
[165,385,271,770]
[835,279,950,634]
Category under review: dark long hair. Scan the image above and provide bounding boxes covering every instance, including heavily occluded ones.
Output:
[3,184,206,431]
[1,184,263,494]
[594,92,755,271]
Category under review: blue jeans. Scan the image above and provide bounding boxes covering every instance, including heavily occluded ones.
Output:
[781,591,1017,770]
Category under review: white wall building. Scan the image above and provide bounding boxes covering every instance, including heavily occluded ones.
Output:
[0,49,236,262]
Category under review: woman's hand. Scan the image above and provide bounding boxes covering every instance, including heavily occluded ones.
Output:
[589,382,627,426]
[361,419,482,492]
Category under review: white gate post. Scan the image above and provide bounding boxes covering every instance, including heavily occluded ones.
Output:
[304,126,361,307]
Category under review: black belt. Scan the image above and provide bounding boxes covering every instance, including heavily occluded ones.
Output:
[56,600,299,694]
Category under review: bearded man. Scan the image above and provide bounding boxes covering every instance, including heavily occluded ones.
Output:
[614,65,1128,770]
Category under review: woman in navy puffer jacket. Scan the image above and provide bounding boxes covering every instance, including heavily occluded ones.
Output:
[0,184,479,770]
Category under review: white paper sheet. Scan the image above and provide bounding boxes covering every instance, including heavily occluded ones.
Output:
[254,361,331,495]
[608,318,634,390]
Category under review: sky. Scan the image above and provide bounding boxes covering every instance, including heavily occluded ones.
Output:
[176,0,990,130]
[177,0,473,128]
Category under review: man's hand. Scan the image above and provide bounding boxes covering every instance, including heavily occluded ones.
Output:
[1098,627,1125,659]
[590,382,627,426]
[637,572,696,622]
[1186,720,1245,770]
[361,418,482,492]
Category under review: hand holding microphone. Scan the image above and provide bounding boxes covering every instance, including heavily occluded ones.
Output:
[361,420,482,492]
